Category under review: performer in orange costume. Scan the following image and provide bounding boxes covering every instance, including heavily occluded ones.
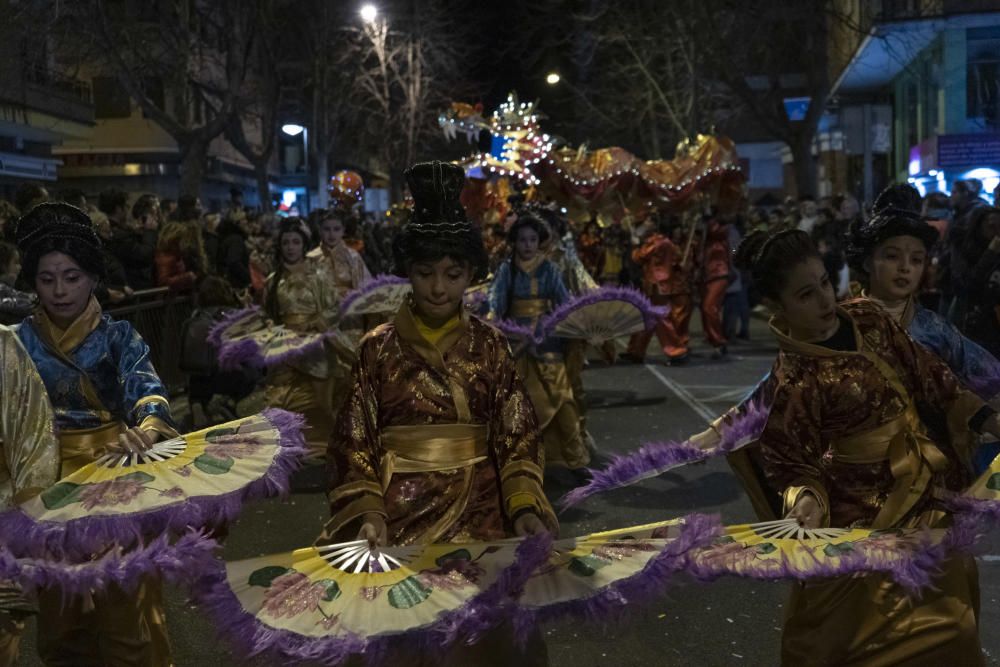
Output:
[626,218,694,363]
[700,214,730,358]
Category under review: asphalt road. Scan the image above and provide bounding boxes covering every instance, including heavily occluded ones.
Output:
[18,317,1000,665]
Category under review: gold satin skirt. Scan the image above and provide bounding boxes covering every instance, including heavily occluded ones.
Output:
[781,554,982,666]
[266,362,350,462]
[518,356,589,470]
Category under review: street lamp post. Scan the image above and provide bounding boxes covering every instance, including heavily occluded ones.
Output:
[545,71,617,127]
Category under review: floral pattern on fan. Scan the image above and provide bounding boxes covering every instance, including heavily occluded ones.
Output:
[40,427,264,511]
[3,410,307,559]
[193,533,551,664]
[687,518,949,591]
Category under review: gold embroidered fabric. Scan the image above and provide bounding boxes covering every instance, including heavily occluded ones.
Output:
[326,304,554,546]
[0,326,59,507]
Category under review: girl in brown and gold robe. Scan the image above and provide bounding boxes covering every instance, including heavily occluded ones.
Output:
[730,228,1000,666]
[323,162,554,665]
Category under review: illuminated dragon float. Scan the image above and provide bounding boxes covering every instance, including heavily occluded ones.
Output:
[439,93,744,223]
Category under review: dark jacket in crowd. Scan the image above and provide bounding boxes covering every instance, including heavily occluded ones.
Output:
[107,226,157,289]
[215,219,251,290]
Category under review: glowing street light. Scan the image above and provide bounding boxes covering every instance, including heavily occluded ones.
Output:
[281,124,305,136]
[360,4,377,22]
[545,72,561,85]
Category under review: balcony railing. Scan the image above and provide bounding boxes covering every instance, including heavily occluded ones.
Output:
[0,63,94,125]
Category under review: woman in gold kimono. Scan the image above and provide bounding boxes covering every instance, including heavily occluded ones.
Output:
[489,215,590,471]
[306,209,372,342]
[324,161,554,666]
[731,228,1000,666]
[263,218,344,460]
[0,325,59,666]
[14,203,178,666]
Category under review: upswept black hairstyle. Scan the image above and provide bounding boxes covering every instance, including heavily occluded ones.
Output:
[846,183,938,279]
[734,229,821,301]
[391,161,488,281]
[14,202,105,282]
[264,216,313,321]
[506,212,551,248]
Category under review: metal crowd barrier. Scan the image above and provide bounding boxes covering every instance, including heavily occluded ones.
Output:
[106,287,194,393]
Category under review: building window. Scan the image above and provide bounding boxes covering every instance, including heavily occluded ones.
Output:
[92,76,131,119]
[967,27,1000,130]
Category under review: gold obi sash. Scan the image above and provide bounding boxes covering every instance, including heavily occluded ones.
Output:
[58,421,125,477]
[379,423,488,491]
[509,298,550,319]
[831,403,949,530]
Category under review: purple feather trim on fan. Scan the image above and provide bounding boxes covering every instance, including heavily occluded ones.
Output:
[560,400,769,510]
[207,306,262,348]
[511,513,720,645]
[540,286,666,339]
[217,337,263,370]
[0,409,308,561]
[685,525,948,595]
[490,318,539,343]
[191,532,553,667]
[4,530,218,600]
[340,274,409,317]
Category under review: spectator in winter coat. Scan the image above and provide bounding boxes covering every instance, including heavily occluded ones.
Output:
[215,216,252,291]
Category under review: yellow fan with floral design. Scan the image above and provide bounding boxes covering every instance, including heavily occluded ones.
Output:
[3,410,306,558]
[686,518,949,589]
[193,533,551,664]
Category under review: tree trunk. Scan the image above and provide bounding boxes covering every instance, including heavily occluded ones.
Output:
[789,131,817,199]
[179,138,209,199]
[255,161,272,212]
[316,150,330,209]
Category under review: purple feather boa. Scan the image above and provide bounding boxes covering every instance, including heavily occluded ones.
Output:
[207,306,262,349]
[540,286,666,340]
[511,513,720,645]
[191,532,553,667]
[560,400,769,510]
[0,409,307,561]
[339,274,409,317]
[1,530,218,601]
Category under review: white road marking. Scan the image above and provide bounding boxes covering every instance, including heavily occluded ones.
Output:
[644,364,717,423]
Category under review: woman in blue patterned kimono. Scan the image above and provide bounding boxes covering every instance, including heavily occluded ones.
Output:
[14,202,175,666]
[489,214,589,470]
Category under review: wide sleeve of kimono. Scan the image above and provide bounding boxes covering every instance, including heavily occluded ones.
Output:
[486,330,558,532]
[546,261,571,307]
[488,260,512,318]
[757,371,831,524]
[0,326,58,505]
[325,332,388,536]
[911,307,1000,402]
[109,321,177,439]
[878,312,990,448]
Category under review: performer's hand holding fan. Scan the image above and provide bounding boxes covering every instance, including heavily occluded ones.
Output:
[1,410,307,559]
[540,287,666,346]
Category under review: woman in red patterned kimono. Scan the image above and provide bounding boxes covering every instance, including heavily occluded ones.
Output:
[322,161,555,666]
[731,229,1000,666]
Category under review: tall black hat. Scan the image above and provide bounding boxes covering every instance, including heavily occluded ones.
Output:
[14,202,105,281]
[393,161,487,279]
[405,161,469,232]
[846,183,938,276]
